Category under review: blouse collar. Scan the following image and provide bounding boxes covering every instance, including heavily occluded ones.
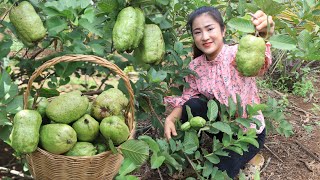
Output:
[203,44,226,65]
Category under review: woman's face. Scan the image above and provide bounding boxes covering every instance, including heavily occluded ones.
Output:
[192,13,225,60]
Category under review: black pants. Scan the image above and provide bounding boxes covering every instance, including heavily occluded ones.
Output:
[181,98,266,179]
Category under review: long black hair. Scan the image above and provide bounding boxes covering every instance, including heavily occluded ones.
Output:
[187,6,225,59]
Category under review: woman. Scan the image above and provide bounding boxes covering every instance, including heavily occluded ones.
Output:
[164,6,274,179]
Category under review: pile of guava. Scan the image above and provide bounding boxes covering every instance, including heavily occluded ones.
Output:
[10,88,130,156]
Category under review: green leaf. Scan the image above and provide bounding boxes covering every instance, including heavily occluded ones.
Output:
[207,100,219,122]
[174,41,184,54]
[253,0,286,15]
[80,6,95,23]
[147,68,167,83]
[161,152,182,171]
[211,122,233,135]
[156,0,169,5]
[236,94,243,117]
[150,153,165,169]
[0,125,12,143]
[297,29,312,50]
[202,160,214,177]
[0,113,11,126]
[183,131,199,154]
[186,105,193,121]
[204,153,220,164]
[138,135,160,153]
[228,96,236,117]
[55,62,81,78]
[6,95,23,114]
[38,88,60,98]
[118,158,140,177]
[226,146,243,155]
[227,18,255,33]
[120,140,149,165]
[269,34,297,50]
[169,138,177,152]
[222,133,231,147]
[46,17,68,36]
[0,71,18,102]
[236,118,251,128]
[239,137,259,148]
[79,18,104,37]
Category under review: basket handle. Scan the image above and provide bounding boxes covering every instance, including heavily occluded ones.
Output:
[23,54,135,131]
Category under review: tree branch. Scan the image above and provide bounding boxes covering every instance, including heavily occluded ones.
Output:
[0,167,33,179]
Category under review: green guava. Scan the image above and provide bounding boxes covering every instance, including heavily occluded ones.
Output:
[27,97,49,117]
[190,116,206,128]
[100,116,130,145]
[39,124,77,154]
[9,1,46,45]
[65,142,97,156]
[235,35,266,77]
[72,114,99,142]
[11,110,42,154]
[181,121,191,131]
[94,143,108,154]
[46,90,89,124]
[92,88,128,121]
[112,6,145,52]
[133,24,165,65]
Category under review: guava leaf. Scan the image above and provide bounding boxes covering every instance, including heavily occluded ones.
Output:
[227,18,255,33]
[138,135,160,153]
[46,17,68,36]
[6,95,23,114]
[204,153,220,164]
[118,158,139,177]
[269,34,297,50]
[207,100,218,122]
[211,122,233,135]
[150,153,166,169]
[120,139,149,165]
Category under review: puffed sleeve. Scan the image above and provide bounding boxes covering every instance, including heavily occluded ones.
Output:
[257,42,272,76]
[164,74,200,108]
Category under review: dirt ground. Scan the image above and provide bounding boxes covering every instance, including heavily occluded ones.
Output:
[1,74,319,180]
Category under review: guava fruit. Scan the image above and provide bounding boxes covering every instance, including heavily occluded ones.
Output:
[100,116,130,145]
[39,124,77,154]
[190,116,206,128]
[181,121,191,131]
[134,24,165,65]
[72,114,99,142]
[92,88,128,121]
[9,1,46,46]
[65,142,97,156]
[27,97,49,117]
[11,110,42,154]
[46,90,89,124]
[235,35,266,77]
[94,143,108,154]
[86,101,93,115]
[112,6,145,52]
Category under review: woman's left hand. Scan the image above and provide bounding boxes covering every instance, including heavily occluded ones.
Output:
[251,10,275,37]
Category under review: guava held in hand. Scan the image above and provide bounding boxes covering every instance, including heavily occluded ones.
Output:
[9,1,47,46]
[235,35,266,77]
[100,116,130,146]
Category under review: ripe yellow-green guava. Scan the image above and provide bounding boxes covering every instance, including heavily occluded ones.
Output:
[46,90,89,124]
[9,1,46,46]
[92,88,128,121]
[190,116,206,128]
[112,6,145,52]
[39,124,77,154]
[64,142,97,156]
[235,35,266,77]
[11,110,42,154]
[134,24,165,65]
[100,116,130,145]
[72,114,99,142]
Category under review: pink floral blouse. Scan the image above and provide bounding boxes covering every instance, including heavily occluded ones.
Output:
[164,43,272,134]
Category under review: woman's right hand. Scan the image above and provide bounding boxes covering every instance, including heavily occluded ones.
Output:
[164,117,178,140]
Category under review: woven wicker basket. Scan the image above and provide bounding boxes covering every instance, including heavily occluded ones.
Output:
[23,54,135,180]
